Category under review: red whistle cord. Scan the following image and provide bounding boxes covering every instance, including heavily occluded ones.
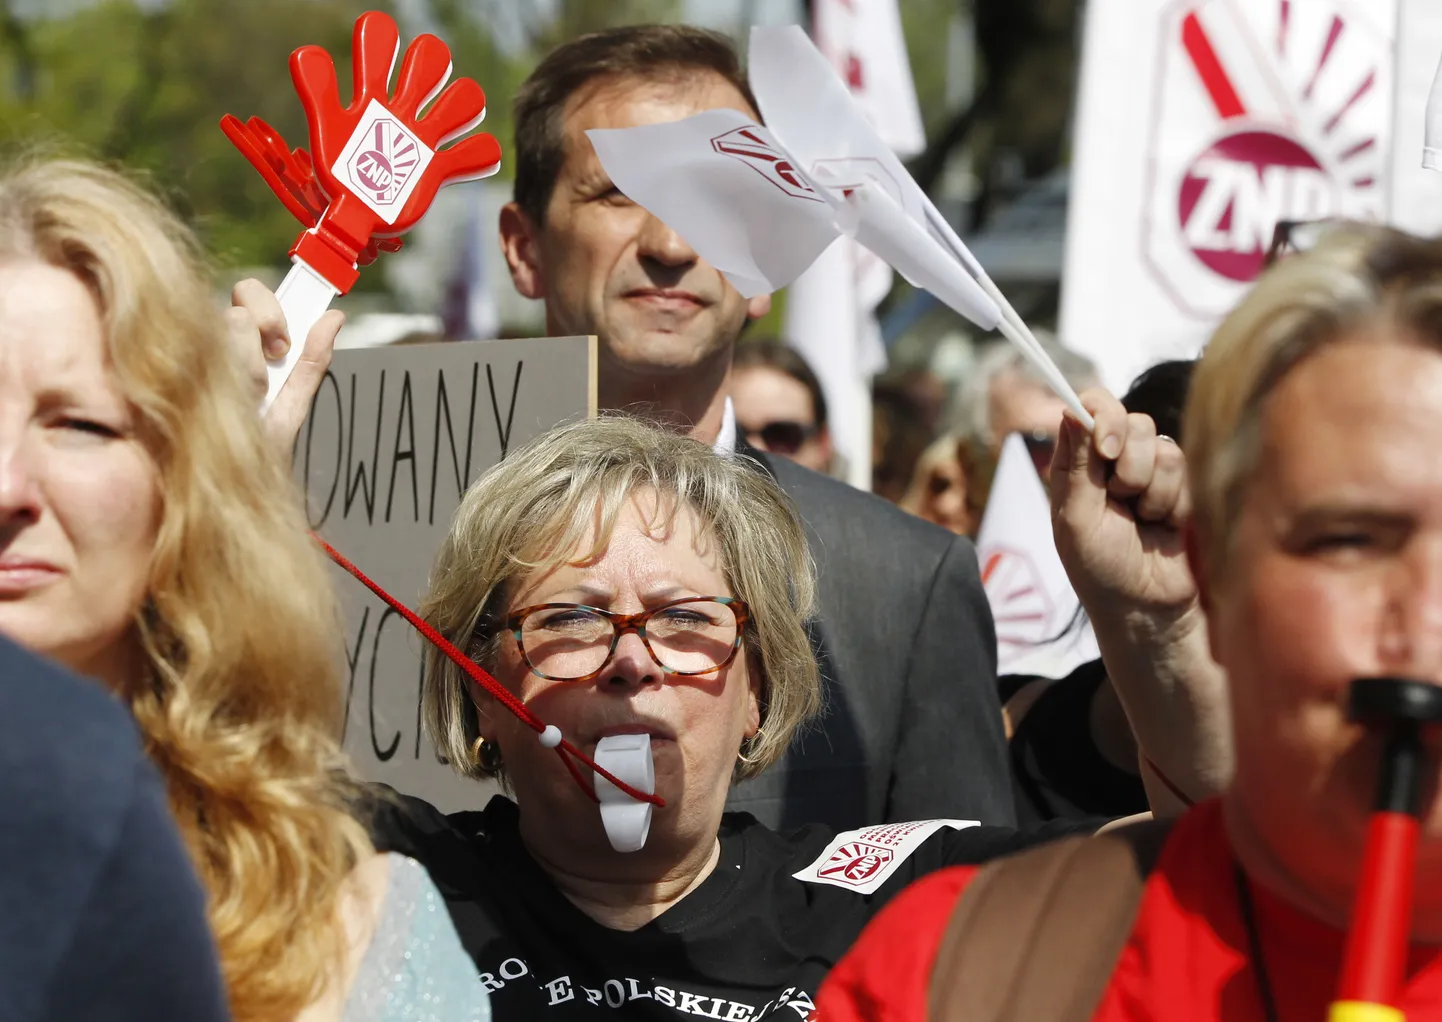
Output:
[315,536,664,809]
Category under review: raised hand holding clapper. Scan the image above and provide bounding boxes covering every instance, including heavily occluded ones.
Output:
[221,10,502,411]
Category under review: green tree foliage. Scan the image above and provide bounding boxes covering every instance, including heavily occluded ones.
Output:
[0,0,392,274]
[0,0,684,284]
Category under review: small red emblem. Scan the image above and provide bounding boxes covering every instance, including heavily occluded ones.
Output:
[710,126,822,201]
[817,842,893,885]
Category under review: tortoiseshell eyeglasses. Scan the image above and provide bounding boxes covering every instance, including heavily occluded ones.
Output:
[504,596,750,682]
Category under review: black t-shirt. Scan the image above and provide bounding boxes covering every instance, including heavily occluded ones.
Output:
[369,791,1089,1020]
[1001,659,1149,826]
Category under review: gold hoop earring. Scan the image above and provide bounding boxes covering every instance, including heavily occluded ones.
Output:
[737,729,766,767]
[471,735,504,771]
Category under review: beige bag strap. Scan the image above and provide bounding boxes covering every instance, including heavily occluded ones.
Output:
[927,819,1174,1022]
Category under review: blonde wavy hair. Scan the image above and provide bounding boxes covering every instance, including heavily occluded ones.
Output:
[421,415,821,782]
[0,159,371,1020]
[1185,224,1442,575]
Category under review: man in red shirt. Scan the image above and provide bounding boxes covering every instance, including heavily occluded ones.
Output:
[819,226,1442,1020]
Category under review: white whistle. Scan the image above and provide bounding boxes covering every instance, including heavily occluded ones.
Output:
[593,734,655,853]
[264,255,341,414]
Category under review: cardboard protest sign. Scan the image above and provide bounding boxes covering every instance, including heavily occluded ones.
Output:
[294,335,596,811]
[1062,0,1400,393]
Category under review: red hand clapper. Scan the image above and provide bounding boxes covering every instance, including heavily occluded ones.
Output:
[222,10,502,411]
[220,113,403,267]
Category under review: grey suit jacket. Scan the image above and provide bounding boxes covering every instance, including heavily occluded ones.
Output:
[725,447,1017,830]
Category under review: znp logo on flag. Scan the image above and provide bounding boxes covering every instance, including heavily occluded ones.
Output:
[1144,0,1390,317]
[710,125,822,201]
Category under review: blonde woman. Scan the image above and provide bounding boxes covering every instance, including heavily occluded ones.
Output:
[360,414,1187,1020]
[820,225,1442,1019]
[0,159,488,1022]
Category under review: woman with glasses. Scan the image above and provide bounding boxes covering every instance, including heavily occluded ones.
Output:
[366,414,1157,1020]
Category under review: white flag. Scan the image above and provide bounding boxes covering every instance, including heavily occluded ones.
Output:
[586,111,838,299]
[780,1,922,489]
[586,109,1000,329]
[976,435,1099,679]
[751,26,994,282]
[836,181,999,330]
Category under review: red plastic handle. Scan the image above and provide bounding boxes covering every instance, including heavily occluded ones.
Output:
[1337,811,1419,1006]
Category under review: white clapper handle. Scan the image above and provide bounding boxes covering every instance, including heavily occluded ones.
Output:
[263,258,340,414]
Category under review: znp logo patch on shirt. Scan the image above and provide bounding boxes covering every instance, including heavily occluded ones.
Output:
[792,819,978,895]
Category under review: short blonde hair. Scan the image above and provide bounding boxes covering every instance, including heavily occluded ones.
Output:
[1185,224,1442,574]
[0,159,369,1021]
[421,415,821,781]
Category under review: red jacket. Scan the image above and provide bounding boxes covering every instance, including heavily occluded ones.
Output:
[817,800,1442,1021]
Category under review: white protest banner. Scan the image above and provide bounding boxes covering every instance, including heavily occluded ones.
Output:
[975,435,1099,679]
[1391,0,1442,232]
[1062,0,1398,394]
[295,335,596,811]
[783,0,924,490]
[1430,49,1442,167]
[811,0,926,156]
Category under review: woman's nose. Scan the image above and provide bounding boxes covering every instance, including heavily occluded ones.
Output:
[0,433,42,524]
[602,630,663,689]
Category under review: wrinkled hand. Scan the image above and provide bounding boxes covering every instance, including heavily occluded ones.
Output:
[1050,388,1196,616]
[291,10,503,239]
[227,279,343,461]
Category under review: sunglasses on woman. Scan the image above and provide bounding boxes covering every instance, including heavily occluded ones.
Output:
[742,420,820,456]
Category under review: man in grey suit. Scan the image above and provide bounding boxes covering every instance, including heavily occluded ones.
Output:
[497,24,1014,829]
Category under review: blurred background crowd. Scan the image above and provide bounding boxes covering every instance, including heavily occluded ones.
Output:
[0,0,1083,524]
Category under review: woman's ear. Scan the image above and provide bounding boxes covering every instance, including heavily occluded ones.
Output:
[743,650,764,739]
[468,679,498,742]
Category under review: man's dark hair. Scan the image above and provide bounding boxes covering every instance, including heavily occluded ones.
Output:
[732,338,828,428]
[512,24,758,228]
